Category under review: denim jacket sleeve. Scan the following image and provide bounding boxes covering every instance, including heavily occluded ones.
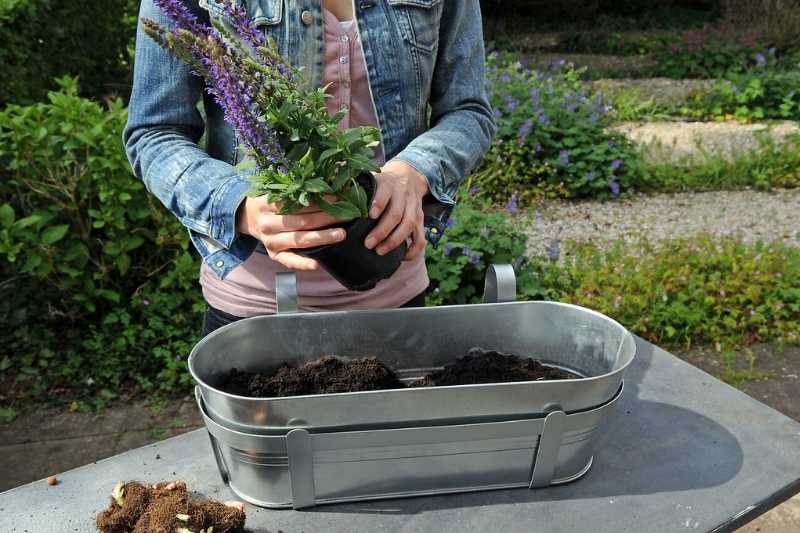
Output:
[391,0,497,237]
[123,0,258,278]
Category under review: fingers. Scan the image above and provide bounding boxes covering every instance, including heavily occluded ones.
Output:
[265,228,345,252]
[270,250,320,271]
[365,194,403,250]
[376,201,420,256]
[404,214,427,261]
[369,178,392,220]
[270,211,340,232]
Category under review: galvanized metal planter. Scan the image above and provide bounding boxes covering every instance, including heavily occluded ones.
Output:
[190,266,635,509]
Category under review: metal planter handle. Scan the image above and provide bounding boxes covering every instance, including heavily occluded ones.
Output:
[482,264,517,304]
[275,271,298,314]
[274,265,516,313]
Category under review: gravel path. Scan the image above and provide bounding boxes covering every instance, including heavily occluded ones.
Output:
[522,188,800,257]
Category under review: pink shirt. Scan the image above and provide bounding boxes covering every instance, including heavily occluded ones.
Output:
[198,8,428,316]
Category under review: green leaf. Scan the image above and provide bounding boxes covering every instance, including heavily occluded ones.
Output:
[0,204,14,228]
[316,197,361,221]
[348,182,368,217]
[116,253,131,275]
[125,235,145,251]
[319,147,342,163]
[13,214,42,230]
[234,158,257,172]
[303,178,333,193]
[22,254,42,273]
[41,224,69,245]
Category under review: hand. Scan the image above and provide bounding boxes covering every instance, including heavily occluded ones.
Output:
[364,160,429,260]
[237,196,345,271]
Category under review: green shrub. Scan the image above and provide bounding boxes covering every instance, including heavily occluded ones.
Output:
[537,236,800,348]
[472,54,647,207]
[0,77,188,317]
[0,78,199,407]
[0,0,138,104]
[425,201,545,306]
[684,67,800,122]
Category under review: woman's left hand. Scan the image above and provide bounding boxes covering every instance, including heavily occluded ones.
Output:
[364,159,429,260]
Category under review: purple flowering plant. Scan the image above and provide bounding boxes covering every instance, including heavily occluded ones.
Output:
[476,51,643,205]
[142,0,381,220]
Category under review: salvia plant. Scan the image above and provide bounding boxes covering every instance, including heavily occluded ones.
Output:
[142,0,381,220]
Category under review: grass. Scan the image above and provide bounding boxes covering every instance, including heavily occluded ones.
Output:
[643,133,800,192]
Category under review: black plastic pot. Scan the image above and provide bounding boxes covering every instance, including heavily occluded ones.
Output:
[296,173,407,292]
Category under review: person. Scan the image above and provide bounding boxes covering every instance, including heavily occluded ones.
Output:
[124,0,496,337]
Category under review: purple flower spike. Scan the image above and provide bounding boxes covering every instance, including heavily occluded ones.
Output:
[514,256,524,270]
[755,52,767,67]
[470,253,482,265]
[608,139,616,149]
[558,149,570,168]
[219,0,265,49]
[611,159,622,171]
[538,113,550,126]
[518,118,533,144]
[493,108,503,119]
[444,243,453,256]
[609,175,620,196]
[504,95,519,111]
[506,193,519,215]
[153,0,208,35]
[445,216,456,229]
[547,239,561,261]
[469,185,479,196]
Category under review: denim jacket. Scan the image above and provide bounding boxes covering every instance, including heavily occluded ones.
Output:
[124,0,496,278]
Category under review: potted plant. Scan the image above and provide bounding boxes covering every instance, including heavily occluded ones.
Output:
[142,0,406,291]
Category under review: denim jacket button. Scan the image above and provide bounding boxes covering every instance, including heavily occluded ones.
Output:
[300,10,313,25]
[216,260,224,268]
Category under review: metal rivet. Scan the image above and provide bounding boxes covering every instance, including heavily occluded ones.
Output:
[339,56,348,64]
[431,228,438,234]
[216,260,224,268]
[340,34,349,43]
[300,10,313,25]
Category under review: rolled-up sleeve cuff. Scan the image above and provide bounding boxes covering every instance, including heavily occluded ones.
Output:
[391,149,455,247]
[209,173,252,249]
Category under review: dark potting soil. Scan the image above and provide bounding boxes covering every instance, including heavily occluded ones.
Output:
[411,348,579,387]
[220,349,578,398]
[95,481,248,533]
[224,356,405,398]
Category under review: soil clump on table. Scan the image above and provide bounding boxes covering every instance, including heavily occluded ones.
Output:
[220,349,578,398]
[96,480,247,533]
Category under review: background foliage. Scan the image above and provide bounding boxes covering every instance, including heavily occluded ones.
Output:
[472,55,647,207]
[0,0,138,105]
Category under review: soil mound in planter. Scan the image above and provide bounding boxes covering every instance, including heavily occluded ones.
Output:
[223,356,404,398]
[412,348,579,387]
[96,481,247,533]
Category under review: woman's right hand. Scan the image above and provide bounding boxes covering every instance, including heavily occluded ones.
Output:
[237,196,345,271]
